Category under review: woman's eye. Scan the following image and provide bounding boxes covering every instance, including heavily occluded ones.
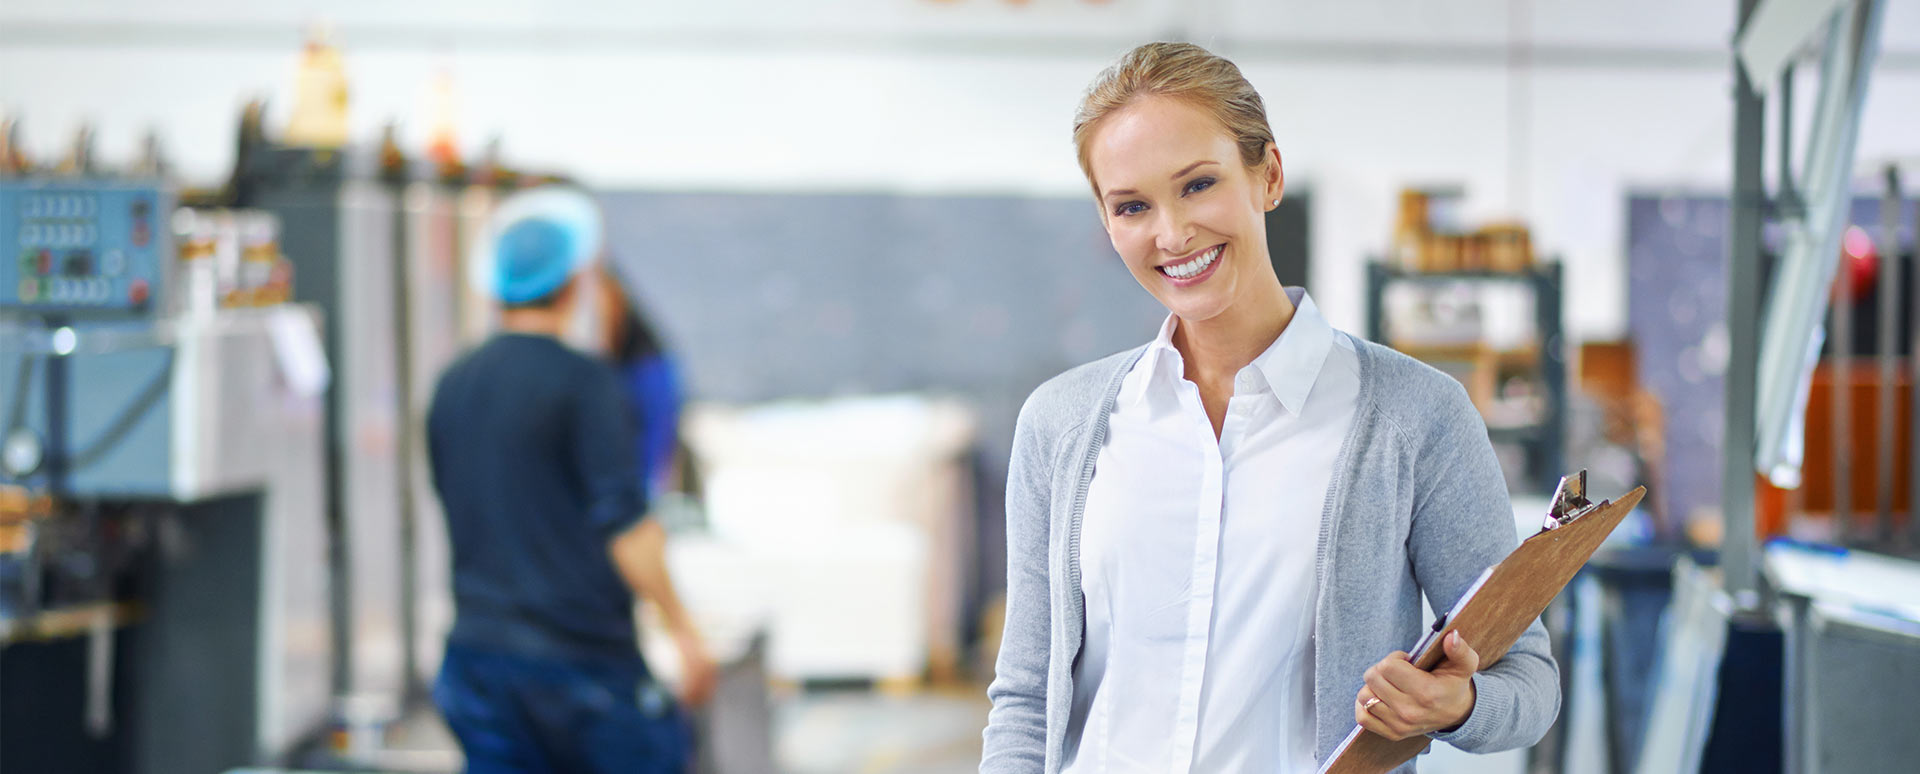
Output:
[1184,177,1215,195]
[1115,202,1147,217]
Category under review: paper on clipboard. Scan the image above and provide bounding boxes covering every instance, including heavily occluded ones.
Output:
[267,306,331,398]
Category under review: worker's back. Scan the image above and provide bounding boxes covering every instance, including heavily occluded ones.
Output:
[427,332,646,665]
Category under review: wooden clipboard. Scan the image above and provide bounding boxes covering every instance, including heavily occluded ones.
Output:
[1318,482,1648,774]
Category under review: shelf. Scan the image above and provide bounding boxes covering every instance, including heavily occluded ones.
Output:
[1366,259,1567,493]
[1372,264,1557,283]
[1488,424,1548,444]
[0,601,142,644]
[1391,341,1542,366]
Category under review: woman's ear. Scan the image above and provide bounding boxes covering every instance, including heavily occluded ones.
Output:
[1264,143,1285,208]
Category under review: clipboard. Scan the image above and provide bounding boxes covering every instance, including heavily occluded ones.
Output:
[1319,471,1648,774]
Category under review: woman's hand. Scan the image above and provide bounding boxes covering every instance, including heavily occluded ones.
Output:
[1353,630,1480,741]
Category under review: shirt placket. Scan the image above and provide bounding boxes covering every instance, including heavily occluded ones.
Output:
[1168,379,1227,774]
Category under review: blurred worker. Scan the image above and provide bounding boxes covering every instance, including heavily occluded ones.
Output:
[427,186,715,774]
[591,265,686,500]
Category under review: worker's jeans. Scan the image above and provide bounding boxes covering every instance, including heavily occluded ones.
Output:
[434,643,693,774]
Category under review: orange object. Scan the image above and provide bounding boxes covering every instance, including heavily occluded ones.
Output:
[1799,361,1912,523]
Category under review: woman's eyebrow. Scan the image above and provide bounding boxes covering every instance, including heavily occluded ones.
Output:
[1103,160,1221,200]
[1171,160,1218,179]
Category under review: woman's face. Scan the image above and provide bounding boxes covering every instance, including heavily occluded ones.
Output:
[591,266,630,354]
[1085,96,1283,324]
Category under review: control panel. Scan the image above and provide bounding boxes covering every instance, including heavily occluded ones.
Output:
[1,180,170,317]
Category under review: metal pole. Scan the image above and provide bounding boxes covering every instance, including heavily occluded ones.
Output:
[1876,165,1900,546]
[394,182,421,706]
[1911,188,1920,551]
[1834,241,1853,544]
[1366,262,1388,344]
[1725,0,1766,605]
[1779,63,1798,217]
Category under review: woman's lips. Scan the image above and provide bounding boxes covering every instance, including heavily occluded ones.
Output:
[1157,244,1223,284]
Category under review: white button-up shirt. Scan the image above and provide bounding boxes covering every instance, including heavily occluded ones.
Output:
[1061,289,1360,773]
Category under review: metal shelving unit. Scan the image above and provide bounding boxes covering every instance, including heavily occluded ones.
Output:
[1365,260,1567,493]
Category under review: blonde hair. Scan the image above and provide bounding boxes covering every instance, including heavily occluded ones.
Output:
[1072,42,1275,192]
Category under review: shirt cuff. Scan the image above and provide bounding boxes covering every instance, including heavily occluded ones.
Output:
[1427,672,1508,750]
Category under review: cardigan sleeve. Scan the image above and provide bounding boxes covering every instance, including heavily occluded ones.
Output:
[1407,382,1562,753]
[981,393,1055,773]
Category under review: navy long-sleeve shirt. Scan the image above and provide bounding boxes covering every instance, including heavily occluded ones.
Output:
[428,333,648,665]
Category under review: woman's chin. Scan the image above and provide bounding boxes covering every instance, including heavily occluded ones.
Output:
[1160,283,1237,324]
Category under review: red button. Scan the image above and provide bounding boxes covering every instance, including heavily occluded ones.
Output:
[129,279,150,307]
[37,249,51,275]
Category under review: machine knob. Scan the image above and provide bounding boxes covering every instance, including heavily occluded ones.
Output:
[2,428,43,477]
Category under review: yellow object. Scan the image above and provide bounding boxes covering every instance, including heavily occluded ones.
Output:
[426,69,461,170]
[285,24,350,148]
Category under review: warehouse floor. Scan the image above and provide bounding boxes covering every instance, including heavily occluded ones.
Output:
[381,684,1527,774]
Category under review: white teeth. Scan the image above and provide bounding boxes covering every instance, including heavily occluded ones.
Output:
[1164,246,1221,279]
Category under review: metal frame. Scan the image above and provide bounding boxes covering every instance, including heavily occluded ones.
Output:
[1363,261,1567,493]
[1723,0,1768,603]
[1728,0,1888,601]
[1752,0,1888,486]
[1873,166,1900,545]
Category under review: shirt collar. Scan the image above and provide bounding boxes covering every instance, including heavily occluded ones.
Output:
[1119,287,1334,416]
[1253,287,1334,416]
[1118,314,1182,408]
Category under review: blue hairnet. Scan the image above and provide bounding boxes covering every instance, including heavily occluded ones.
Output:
[476,186,604,304]
[494,218,581,305]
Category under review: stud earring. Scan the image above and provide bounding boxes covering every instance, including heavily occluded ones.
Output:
[1271,199,1280,207]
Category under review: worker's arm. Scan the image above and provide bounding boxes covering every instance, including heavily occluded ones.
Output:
[576,366,718,706]
[609,518,716,706]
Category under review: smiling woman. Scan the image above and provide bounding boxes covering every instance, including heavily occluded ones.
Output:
[980,42,1562,774]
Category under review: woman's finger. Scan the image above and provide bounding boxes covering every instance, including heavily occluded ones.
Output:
[1434,630,1482,678]
[1377,658,1447,710]
[1356,704,1401,740]
[1363,687,1421,738]
[1363,661,1418,714]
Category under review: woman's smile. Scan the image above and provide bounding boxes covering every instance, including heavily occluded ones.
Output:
[1158,243,1225,284]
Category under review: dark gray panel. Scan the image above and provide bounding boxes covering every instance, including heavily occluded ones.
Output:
[599,190,1168,609]
[1625,192,1917,527]
[133,493,264,774]
[1807,614,1920,772]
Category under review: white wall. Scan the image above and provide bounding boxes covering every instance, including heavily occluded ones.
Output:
[5,0,1919,338]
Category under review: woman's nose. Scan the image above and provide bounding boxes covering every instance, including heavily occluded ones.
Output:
[1154,206,1193,255]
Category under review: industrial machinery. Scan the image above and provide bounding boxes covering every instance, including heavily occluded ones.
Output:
[233,131,518,751]
[234,141,409,730]
[397,150,518,698]
[0,175,331,774]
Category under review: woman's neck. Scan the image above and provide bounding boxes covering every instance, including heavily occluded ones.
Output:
[1172,278,1296,384]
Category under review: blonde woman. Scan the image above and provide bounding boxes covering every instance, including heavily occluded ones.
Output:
[982,43,1558,773]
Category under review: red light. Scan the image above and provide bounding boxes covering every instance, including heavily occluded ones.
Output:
[129,279,149,306]
[1842,226,1876,261]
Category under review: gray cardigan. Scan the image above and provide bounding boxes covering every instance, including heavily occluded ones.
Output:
[982,333,1559,773]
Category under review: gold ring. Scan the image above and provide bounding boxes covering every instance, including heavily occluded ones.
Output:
[1363,697,1381,710]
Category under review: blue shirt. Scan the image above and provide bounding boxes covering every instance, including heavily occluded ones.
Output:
[428,333,648,665]
[618,352,683,498]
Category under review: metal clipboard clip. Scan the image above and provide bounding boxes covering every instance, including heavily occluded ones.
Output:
[1542,469,1602,531]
